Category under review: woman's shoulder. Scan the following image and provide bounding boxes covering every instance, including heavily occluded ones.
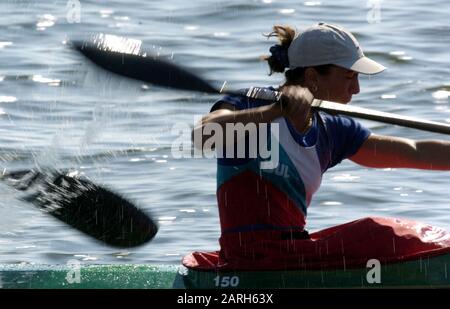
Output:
[317,111,366,131]
[317,111,371,145]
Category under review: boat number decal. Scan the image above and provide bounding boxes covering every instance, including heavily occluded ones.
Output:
[214,275,240,287]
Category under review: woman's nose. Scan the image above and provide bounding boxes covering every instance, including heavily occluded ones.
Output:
[352,77,360,95]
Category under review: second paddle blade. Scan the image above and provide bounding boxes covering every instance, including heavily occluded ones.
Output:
[2,170,158,248]
[71,33,218,94]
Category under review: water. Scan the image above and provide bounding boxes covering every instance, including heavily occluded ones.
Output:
[0,0,449,265]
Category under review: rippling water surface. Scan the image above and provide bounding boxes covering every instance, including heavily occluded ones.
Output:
[0,0,449,265]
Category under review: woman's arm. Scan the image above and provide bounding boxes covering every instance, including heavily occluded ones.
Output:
[350,134,450,170]
[199,102,283,129]
[191,102,284,150]
[192,86,313,151]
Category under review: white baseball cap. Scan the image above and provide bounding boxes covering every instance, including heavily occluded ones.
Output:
[288,23,386,75]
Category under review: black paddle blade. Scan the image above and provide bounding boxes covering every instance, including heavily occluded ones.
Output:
[1,170,158,248]
[71,34,218,94]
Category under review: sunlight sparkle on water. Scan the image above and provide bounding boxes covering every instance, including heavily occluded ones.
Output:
[279,9,295,14]
[332,174,360,182]
[31,75,61,86]
[36,14,56,31]
[432,90,450,101]
[100,9,114,18]
[381,94,396,99]
[0,42,13,49]
[0,96,17,103]
[214,32,230,37]
[321,201,343,206]
[184,25,199,31]
[389,51,405,56]
[304,1,322,6]
[159,216,176,221]
[74,254,98,261]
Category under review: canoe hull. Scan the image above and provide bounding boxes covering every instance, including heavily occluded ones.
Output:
[1,254,449,289]
[182,254,450,288]
[0,264,180,289]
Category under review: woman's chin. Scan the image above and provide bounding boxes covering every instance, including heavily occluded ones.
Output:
[317,95,352,104]
[331,97,352,104]
[342,96,352,104]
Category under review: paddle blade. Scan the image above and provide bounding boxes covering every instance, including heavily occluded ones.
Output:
[2,170,158,248]
[71,34,218,94]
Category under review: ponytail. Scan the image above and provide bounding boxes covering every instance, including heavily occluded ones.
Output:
[262,25,296,74]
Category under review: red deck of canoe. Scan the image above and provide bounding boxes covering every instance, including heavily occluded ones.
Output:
[183,217,450,271]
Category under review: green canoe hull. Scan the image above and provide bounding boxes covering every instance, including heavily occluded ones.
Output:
[183,254,450,288]
[1,254,449,288]
[0,264,182,289]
